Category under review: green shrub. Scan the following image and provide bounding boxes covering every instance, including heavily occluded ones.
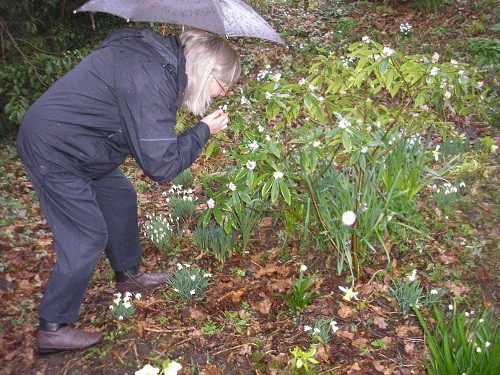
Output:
[199,38,486,277]
[414,304,499,374]
[0,49,90,135]
[468,38,500,66]
[193,223,237,263]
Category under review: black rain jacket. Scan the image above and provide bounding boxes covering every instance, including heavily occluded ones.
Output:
[17,28,210,183]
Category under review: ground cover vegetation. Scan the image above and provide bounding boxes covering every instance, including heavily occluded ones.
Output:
[0,0,499,374]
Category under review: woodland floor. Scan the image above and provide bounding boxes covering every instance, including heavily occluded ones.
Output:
[1,1,499,374]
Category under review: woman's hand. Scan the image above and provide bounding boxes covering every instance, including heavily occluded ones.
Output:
[201,109,229,135]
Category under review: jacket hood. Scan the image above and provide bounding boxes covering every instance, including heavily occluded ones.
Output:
[101,28,187,105]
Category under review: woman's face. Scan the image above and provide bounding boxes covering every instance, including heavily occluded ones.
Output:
[209,75,228,97]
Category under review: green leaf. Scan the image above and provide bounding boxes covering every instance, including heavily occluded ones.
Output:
[379,58,389,73]
[262,177,273,196]
[238,191,252,204]
[342,131,352,152]
[245,169,254,188]
[271,179,279,202]
[279,180,291,205]
[213,206,223,225]
[204,140,218,159]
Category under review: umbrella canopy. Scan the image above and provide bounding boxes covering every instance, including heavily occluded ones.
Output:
[74,0,285,45]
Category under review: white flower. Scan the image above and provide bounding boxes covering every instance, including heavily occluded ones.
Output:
[330,320,339,333]
[479,319,484,323]
[113,297,121,305]
[248,141,259,151]
[296,358,304,368]
[135,364,160,375]
[135,293,141,300]
[176,263,183,270]
[361,146,368,153]
[444,91,451,99]
[207,198,215,209]
[272,72,282,82]
[313,140,321,148]
[173,288,179,292]
[431,52,440,63]
[407,269,417,282]
[338,119,351,129]
[430,67,440,76]
[228,182,237,191]
[448,304,453,310]
[299,77,306,85]
[382,47,394,57]
[123,301,132,309]
[341,211,356,226]
[118,315,124,320]
[190,289,196,295]
[300,264,307,272]
[265,91,272,99]
[190,275,196,281]
[430,289,438,295]
[258,125,265,133]
[109,305,114,310]
[114,292,122,299]
[163,361,182,375]
[203,273,212,278]
[476,347,481,353]
[313,328,321,334]
[491,144,498,153]
[362,36,370,43]
[304,325,312,332]
[485,341,491,348]
[273,171,284,179]
[246,161,256,170]
[339,285,359,301]
[240,95,248,105]
[432,145,441,161]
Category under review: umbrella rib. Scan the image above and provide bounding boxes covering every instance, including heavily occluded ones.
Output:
[211,0,226,34]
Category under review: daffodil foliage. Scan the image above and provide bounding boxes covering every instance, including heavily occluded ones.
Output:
[199,39,487,277]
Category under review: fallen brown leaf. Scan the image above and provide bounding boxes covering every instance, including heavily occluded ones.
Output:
[374,315,388,329]
[338,302,355,319]
[258,216,273,227]
[447,282,470,297]
[252,298,272,315]
[395,325,421,337]
[404,341,417,354]
[239,343,253,356]
[200,364,222,375]
[373,361,386,372]
[219,290,245,303]
[351,337,369,349]
[254,264,290,278]
[440,253,458,264]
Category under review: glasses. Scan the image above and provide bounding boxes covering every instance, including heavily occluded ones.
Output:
[211,73,229,94]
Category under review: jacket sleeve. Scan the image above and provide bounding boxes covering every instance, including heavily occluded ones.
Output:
[116,59,210,183]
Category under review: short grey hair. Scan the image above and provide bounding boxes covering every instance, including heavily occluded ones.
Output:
[180,29,241,116]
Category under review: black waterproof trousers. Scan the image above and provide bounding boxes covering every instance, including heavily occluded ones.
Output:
[19,159,142,324]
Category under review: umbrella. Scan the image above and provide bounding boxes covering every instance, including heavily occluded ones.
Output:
[74,0,285,45]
